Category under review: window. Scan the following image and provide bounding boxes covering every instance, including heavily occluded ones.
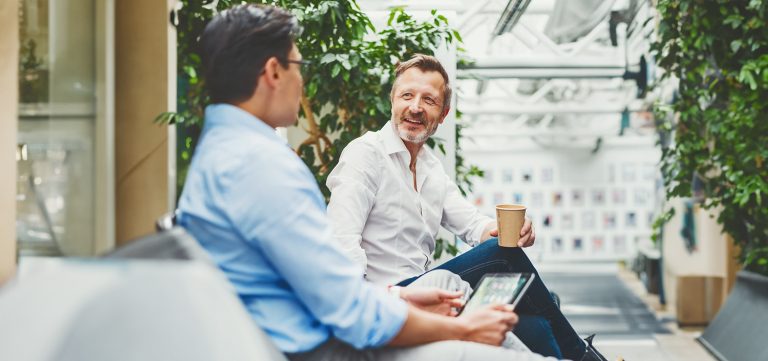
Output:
[17,0,105,256]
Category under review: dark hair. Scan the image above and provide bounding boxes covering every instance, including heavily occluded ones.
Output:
[200,4,301,104]
[391,54,452,114]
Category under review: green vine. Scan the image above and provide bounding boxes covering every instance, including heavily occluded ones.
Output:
[652,0,768,275]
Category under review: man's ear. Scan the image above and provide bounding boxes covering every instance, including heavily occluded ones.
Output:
[261,57,282,88]
[439,105,451,124]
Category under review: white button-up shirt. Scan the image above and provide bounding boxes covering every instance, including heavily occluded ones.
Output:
[327,122,494,286]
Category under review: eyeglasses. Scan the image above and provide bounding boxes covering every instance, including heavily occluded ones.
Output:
[282,59,312,67]
[280,58,313,73]
[278,58,312,78]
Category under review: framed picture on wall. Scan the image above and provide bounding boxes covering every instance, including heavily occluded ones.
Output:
[592,190,605,205]
[473,194,484,207]
[484,170,494,184]
[552,237,563,253]
[572,189,584,206]
[532,191,544,207]
[581,211,596,228]
[552,192,563,206]
[522,167,533,183]
[573,237,583,251]
[613,236,627,253]
[592,236,605,252]
[626,212,637,227]
[513,192,524,204]
[542,167,554,183]
[543,214,553,228]
[612,189,626,204]
[603,212,616,229]
[502,169,514,184]
[634,188,649,205]
[562,213,574,230]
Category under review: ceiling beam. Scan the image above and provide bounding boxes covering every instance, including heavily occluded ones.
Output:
[458,67,626,79]
[460,104,641,115]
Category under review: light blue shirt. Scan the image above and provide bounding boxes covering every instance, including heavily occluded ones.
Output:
[177,104,407,353]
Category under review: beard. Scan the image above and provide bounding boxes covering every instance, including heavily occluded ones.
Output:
[393,112,439,144]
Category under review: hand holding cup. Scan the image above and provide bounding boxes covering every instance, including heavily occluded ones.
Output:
[495,204,530,247]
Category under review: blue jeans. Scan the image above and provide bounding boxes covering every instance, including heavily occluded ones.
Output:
[398,238,586,360]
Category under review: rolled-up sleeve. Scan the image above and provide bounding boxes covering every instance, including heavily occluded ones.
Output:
[440,175,495,246]
[326,140,380,273]
[224,153,407,349]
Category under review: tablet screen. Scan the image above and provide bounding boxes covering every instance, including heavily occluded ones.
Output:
[460,273,535,315]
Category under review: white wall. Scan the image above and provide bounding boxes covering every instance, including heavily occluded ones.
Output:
[661,199,729,309]
[463,136,660,263]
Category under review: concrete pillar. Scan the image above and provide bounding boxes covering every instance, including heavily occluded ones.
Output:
[0,1,19,283]
[115,0,176,245]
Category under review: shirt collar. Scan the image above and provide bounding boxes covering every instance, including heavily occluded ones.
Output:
[381,121,409,155]
[380,121,439,168]
[203,103,285,144]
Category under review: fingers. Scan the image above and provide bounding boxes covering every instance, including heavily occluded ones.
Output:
[459,305,519,346]
[518,218,535,247]
[518,233,535,247]
[489,228,499,237]
[440,290,465,310]
[527,228,536,247]
[490,305,518,329]
[519,218,532,236]
[490,303,515,312]
[503,311,519,328]
[447,298,465,308]
[438,289,464,300]
[517,233,533,247]
[432,304,455,316]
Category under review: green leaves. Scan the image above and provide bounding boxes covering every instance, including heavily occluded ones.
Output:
[653,0,768,275]
[168,0,476,258]
[434,237,460,259]
[651,207,676,244]
[292,2,460,199]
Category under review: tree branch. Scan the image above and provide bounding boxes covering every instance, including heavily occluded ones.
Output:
[299,95,329,170]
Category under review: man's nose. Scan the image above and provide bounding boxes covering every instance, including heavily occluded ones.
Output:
[408,97,423,113]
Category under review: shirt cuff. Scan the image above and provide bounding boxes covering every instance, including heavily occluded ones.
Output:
[469,219,496,246]
[370,288,409,347]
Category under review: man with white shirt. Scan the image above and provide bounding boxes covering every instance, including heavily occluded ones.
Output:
[327,54,606,361]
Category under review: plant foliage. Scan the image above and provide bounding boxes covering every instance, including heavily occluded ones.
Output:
[158,0,477,257]
[652,0,768,275]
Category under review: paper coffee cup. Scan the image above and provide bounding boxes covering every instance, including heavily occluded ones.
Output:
[496,204,526,247]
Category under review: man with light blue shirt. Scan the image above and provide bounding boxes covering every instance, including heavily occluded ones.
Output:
[176,4,558,361]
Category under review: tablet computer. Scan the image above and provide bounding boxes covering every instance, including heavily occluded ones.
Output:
[458,273,535,315]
